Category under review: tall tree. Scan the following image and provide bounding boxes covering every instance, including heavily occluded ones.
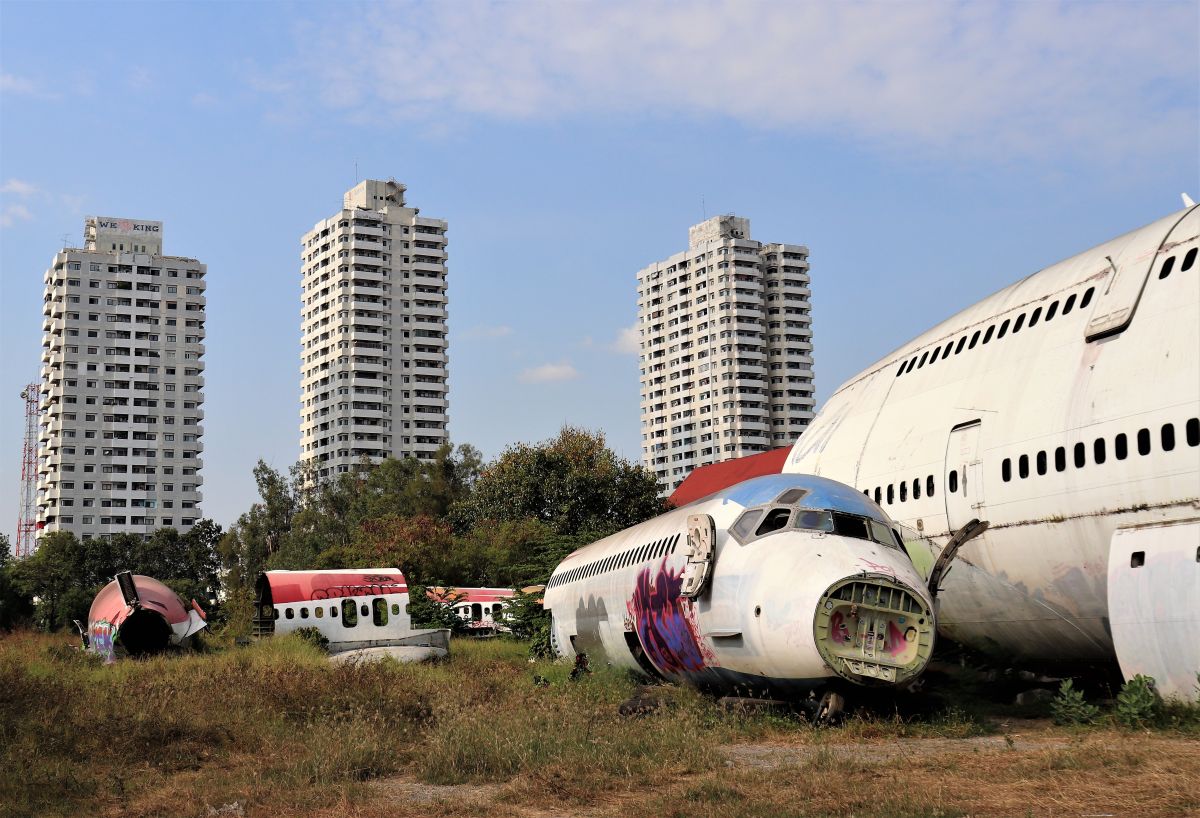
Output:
[457,426,668,537]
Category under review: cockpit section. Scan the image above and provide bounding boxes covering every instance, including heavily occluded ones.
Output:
[728,482,905,551]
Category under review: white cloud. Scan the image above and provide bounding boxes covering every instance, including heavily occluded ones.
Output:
[0,73,39,96]
[611,323,641,355]
[282,1,1198,163]
[518,362,579,383]
[463,324,514,340]
[1,179,37,196]
[0,204,33,228]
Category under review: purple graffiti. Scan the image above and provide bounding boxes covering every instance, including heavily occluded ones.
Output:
[627,560,711,676]
[90,620,117,663]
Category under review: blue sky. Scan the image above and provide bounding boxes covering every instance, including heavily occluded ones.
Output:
[1,1,1197,540]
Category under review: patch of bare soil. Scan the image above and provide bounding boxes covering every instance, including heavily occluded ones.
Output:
[721,733,1066,768]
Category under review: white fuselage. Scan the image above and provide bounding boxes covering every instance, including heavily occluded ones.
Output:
[543,475,936,694]
[784,205,1200,695]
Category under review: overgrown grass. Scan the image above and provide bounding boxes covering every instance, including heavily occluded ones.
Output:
[2,629,1198,818]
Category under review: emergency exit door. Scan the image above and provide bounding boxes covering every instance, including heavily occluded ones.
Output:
[945,421,984,532]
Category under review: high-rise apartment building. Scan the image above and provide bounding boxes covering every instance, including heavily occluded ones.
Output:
[37,216,206,541]
[300,180,449,480]
[636,215,814,492]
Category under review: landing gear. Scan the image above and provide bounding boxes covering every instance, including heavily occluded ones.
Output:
[814,690,846,725]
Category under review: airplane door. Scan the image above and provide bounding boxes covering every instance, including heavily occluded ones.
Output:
[944,421,984,532]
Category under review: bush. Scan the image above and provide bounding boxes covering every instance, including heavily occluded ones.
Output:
[1050,679,1100,725]
[293,627,330,652]
[1116,674,1158,728]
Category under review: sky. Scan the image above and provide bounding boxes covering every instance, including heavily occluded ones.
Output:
[1,0,1197,543]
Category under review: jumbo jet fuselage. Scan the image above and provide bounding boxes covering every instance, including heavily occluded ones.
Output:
[785,204,1200,697]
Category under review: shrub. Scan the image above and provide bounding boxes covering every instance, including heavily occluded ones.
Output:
[292,626,330,652]
[1116,674,1158,728]
[1050,679,1100,725]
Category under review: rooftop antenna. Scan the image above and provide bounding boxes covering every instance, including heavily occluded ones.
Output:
[355,160,359,185]
[701,195,707,220]
[60,233,70,248]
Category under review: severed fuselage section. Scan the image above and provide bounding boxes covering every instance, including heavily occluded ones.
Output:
[85,571,207,661]
[543,474,937,697]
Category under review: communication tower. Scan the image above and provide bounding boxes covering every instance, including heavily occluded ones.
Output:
[15,382,40,558]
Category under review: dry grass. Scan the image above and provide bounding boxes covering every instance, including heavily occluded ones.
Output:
[1,629,1197,818]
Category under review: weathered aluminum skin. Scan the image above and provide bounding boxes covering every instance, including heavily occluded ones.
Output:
[784,205,1200,697]
[543,474,936,696]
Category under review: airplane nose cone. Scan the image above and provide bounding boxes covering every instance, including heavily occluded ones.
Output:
[813,573,935,685]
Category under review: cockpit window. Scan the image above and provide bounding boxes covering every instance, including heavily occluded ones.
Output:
[731,509,763,542]
[794,509,834,532]
[755,508,792,536]
[774,488,809,505]
[832,512,869,540]
[870,520,901,549]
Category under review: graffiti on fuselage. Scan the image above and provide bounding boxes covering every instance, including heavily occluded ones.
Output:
[309,584,403,601]
[627,559,713,676]
[89,619,118,663]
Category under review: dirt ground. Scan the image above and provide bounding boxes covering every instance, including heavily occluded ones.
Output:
[351,719,1200,818]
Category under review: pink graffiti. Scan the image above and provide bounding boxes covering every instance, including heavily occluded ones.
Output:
[829,610,852,644]
[627,560,712,676]
[886,619,908,656]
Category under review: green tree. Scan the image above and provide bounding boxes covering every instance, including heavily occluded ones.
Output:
[0,535,34,629]
[457,426,667,538]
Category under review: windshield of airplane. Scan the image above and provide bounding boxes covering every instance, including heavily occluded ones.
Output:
[733,506,903,550]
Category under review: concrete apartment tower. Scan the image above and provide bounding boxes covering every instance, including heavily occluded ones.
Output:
[636,215,814,492]
[37,216,207,541]
[299,180,449,480]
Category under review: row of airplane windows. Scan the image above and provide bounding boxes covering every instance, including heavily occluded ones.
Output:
[1001,419,1200,482]
[1158,247,1197,280]
[862,417,1200,506]
[275,597,399,627]
[896,284,1096,378]
[548,533,682,588]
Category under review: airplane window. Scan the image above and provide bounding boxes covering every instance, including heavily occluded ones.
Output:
[300,607,309,619]
[1013,314,1025,333]
[392,604,400,615]
[285,607,295,620]
[1002,458,1012,482]
[1187,418,1199,447]
[1115,433,1128,460]
[887,484,894,504]
[941,344,952,360]
[998,319,1010,338]
[1046,301,1059,321]
[1162,423,1176,452]
[832,512,870,541]
[913,478,921,499]
[360,604,369,618]
[1063,294,1076,315]
[955,337,966,354]
[755,508,792,536]
[1159,257,1175,279]
[1094,438,1106,465]
[1073,442,1086,468]
[906,357,918,373]
[373,598,388,627]
[776,488,809,504]
[1138,428,1151,456]
[918,351,928,368]
[331,606,338,618]
[1018,455,1029,479]
[874,487,882,503]
[1036,451,1047,475]
[732,511,762,541]
[1055,446,1066,472]
[899,481,908,501]
[926,475,935,497]
[948,471,958,493]
[928,345,940,364]
[982,325,994,344]
[672,534,681,552]
[1029,307,1042,327]
[342,599,358,627]
[1080,287,1094,308]
[868,519,901,549]
[968,330,980,349]
[315,607,324,619]
[896,362,905,377]
[1182,248,1197,271]
[794,509,833,532]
